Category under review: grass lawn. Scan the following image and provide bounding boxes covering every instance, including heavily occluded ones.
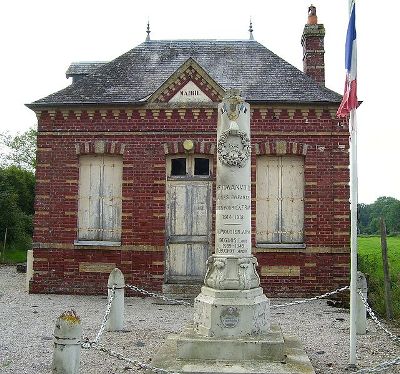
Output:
[358,236,400,320]
[0,246,27,264]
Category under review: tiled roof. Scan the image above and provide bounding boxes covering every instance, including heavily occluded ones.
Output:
[29,40,341,107]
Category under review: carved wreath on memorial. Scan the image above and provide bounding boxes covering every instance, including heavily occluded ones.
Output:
[217,129,250,167]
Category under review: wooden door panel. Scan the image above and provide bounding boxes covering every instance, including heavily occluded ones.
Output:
[167,184,190,236]
[168,243,207,278]
[166,180,211,281]
[168,243,187,276]
[187,243,208,276]
[191,184,210,236]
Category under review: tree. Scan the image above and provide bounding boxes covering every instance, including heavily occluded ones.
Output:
[358,197,400,235]
[0,166,35,247]
[0,126,37,171]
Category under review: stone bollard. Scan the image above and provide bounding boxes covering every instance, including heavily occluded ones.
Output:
[25,249,34,292]
[356,271,368,335]
[52,310,82,374]
[106,268,125,331]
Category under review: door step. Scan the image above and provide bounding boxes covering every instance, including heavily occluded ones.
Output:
[161,283,203,304]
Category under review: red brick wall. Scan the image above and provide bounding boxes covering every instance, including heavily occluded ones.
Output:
[31,106,350,296]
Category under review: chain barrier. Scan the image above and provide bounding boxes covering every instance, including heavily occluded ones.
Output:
[82,285,116,349]
[125,283,192,306]
[356,356,400,373]
[357,290,400,345]
[270,285,350,309]
[78,282,399,373]
[96,344,179,374]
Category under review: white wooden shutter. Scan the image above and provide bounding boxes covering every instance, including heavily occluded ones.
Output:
[78,155,122,242]
[281,156,304,243]
[256,156,280,243]
[78,156,102,240]
[101,156,122,241]
[256,155,304,244]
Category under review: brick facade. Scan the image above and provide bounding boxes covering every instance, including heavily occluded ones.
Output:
[30,106,350,296]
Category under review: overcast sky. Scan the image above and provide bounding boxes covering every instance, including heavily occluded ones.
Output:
[1,0,398,204]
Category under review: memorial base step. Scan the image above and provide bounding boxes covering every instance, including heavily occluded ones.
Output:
[160,283,203,303]
[150,323,315,374]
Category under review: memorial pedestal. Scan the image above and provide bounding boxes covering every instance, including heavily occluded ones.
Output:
[193,286,270,337]
[151,325,315,374]
[151,91,315,374]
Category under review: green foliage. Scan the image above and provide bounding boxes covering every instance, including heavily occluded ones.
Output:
[0,126,37,171]
[358,197,400,235]
[0,127,36,263]
[358,236,400,320]
[0,166,35,262]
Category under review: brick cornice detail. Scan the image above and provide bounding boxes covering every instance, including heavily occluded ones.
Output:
[162,141,216,155]
[254,140,309,156]
[75,140,126,155]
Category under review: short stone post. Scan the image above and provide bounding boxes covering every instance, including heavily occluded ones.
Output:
[107,268,125,331]
[52,310,82,374]
[25,249,34,292]
[356,271,368,335]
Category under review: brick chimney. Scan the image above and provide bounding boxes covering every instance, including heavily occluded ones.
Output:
[301,5,325,86]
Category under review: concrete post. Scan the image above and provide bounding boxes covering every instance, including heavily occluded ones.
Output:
[25,249,34,292]
[107,268,125,331]
[356,271,368,335]
[52,310,82,374]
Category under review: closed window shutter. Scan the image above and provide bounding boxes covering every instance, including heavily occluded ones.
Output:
[101,156,122,241]
[256,155,304,244]
[281,156,304,243]
[78,155,122,242]
[256,156,280,243]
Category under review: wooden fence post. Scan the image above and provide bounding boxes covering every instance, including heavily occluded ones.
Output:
[380,217,393,320]
[107,268,125,331]
[356,271,367,335]
[52,310,82,374]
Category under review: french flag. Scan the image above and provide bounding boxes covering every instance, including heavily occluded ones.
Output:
[337,1,358,117]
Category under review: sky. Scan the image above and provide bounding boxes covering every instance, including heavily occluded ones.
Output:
[1,0,398,204]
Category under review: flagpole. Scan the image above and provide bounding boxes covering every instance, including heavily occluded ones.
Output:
[349,108,358,367]
[347,0,358,367]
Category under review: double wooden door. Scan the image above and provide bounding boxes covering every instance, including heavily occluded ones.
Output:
[165,181,211,283]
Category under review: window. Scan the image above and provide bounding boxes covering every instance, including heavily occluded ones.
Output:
[77,155,122,244]
[194,158,210,176]
[171,158,186,176]
[168,155,211,179]
[256,156,304,245]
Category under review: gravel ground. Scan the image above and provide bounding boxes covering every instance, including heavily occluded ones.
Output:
[1,265,399,374]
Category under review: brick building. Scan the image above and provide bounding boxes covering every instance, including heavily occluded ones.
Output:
[27,8,350,297]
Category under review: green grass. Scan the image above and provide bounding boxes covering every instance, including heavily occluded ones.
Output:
[0,240,29,264]
[358,236,400,320]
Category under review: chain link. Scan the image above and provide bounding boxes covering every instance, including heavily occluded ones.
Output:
[357,290,400,345]
[96,344,179,374]
[82,285,116,349]
[125,284,192,306]
[270,286,350,309]
[356,356,400,373]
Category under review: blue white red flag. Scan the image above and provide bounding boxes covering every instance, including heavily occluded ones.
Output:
[337,1,358,117]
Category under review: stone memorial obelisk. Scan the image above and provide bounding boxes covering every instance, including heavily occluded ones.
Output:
[193,90,270,338]
[152,90,315,374]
